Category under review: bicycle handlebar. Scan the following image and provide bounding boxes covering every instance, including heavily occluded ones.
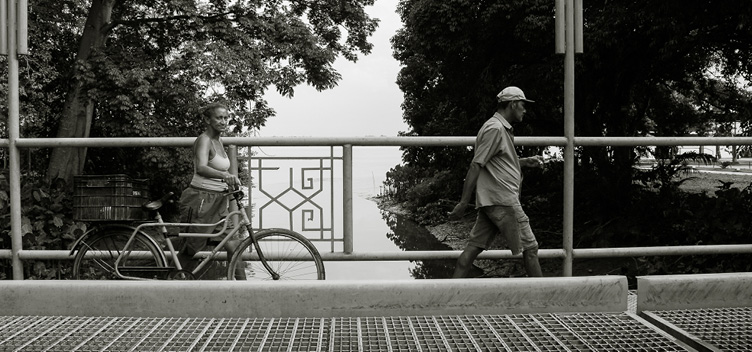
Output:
[225,186,245,203]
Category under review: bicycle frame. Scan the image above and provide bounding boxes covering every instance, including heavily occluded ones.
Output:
[112,191,279,280]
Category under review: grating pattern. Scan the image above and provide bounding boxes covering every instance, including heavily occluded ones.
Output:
[0,313,691,351]
[628,290,637,313]
[650,307,752,351]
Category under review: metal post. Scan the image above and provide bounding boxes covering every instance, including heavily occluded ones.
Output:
[228,145,238,175]
[562,0,576,276]
[227,145,242,226]
[0,0,7,55]
[342,144,353,254]
[555,0,565,54]
[8,0,23,279]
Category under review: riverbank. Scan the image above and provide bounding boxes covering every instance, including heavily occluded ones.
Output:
[373,196,471,251]
[374,196,524,278]
[373,169,752,279]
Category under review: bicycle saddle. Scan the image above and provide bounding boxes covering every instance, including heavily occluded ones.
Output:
[142,192,174,211]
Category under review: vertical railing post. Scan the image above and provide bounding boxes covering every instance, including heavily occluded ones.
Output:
[562,0,576,276]
[228,145,239,226]
[228,145,238,176]
[8,0,24,279]
[342,144,353,254]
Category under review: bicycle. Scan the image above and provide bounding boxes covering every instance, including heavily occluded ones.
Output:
[70,188,325,281]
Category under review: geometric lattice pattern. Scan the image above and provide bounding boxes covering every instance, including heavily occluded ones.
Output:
[649,307,752,351]
[0,313,692,351]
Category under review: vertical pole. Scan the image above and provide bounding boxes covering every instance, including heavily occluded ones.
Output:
[574,0,583,53]
[562,0,576,276]
[228,145,238,175]
[8,0,24,279]
[0,0,7,55]
[342,144,353,254]
[554,0,565,54]
[16,0,25,54]
[228,145,244,227]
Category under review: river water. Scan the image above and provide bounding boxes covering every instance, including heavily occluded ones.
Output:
[247,146,454,280]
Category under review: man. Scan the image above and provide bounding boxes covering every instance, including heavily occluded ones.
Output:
[449,86,545,278]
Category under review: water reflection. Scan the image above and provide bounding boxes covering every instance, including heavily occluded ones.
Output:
[380,209,456,279]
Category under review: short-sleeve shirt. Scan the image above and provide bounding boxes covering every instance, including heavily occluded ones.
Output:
[472,113,522,207]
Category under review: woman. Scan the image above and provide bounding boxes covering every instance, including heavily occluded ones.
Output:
[177,102,246,279]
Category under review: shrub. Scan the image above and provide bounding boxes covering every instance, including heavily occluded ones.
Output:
[0,174,86,279]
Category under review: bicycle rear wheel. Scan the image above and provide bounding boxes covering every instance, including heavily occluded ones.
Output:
[227,228,325,281]
[73,229,167,280]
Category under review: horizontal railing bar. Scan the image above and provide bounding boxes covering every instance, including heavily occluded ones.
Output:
[7,136,752,148]
[5,244,752,261]
[13,136,563,147]
[321,250,566,260]
[572,244,752,258]
[575,136,752,146]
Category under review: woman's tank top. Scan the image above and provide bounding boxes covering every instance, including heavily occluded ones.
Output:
[190,138,231,191]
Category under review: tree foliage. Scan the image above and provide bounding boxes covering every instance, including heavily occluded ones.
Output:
[1,0,380,278]
[2,0,379,188]
[392,0,752,192]
[386,0,752,278]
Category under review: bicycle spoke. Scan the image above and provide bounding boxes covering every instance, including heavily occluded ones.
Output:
[73,230,166,280]
[228,228,325,281]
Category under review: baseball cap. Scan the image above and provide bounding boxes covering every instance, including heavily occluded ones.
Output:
[496,86,535,103]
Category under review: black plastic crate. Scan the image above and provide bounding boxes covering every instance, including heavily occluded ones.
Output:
[73,174,150,221]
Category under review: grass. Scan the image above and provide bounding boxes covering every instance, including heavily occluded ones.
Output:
[677,169,752,194]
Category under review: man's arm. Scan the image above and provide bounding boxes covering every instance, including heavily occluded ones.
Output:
[520,155,545,168]
[448,162,482,220]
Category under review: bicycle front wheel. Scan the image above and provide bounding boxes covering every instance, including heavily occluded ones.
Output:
[73,229,167,280]
[227,228,325,281]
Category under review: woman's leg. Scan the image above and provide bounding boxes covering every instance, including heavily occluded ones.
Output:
[225,239,247,280]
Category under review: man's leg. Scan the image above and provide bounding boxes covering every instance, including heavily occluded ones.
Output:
[453,245,484,278]
[522,246,542,277]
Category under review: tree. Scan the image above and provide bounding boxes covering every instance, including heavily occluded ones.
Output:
[392,0,752,204]
[392,0,561,171]
[28,0,378,185]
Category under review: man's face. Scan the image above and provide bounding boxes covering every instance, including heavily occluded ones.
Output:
[511,101,527,122]
[206,108,230,133]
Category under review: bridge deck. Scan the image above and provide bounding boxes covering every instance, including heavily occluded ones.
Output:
[2,274,751,351]
[0,312,694,351]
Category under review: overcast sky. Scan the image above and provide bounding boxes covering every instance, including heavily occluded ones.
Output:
[258,0,408,137]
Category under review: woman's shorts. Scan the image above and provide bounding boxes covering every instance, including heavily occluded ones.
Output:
[179,186,237,256]
[467,205,538,255]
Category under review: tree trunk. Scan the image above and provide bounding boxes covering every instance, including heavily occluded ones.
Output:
[46,0,115,184]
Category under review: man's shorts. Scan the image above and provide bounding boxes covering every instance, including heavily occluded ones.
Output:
[467,205,538,255]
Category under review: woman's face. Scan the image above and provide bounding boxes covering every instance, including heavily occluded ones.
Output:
[206,108,229,133]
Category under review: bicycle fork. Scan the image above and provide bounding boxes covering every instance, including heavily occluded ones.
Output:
[237,204,281,280]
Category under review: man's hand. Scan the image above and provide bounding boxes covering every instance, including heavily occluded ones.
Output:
[449,202,469,220]
[523,155,545,168]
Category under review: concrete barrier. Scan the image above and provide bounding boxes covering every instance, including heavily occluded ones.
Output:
[0,276,628,318]
[637,272,752,313]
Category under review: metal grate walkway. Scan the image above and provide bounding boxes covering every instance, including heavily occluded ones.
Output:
[0,313,693,351]
[644,307,752,351]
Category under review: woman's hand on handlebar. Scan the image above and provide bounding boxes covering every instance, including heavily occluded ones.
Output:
[222,172,241,188]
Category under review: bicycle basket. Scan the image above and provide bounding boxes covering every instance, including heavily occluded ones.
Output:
[73,174,150,221]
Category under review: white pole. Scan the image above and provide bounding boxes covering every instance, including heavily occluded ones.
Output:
[562,0,576,276]
[8,0,24,279]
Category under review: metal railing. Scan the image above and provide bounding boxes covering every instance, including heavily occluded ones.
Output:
[2,136,752,280]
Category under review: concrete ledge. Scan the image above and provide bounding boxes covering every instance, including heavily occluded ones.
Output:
[637,272,752,313]
[0,276,627,318]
